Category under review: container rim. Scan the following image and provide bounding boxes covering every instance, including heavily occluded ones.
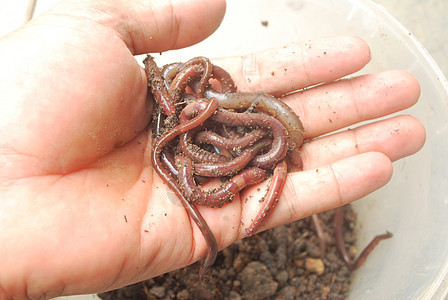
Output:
[354,0,448,298]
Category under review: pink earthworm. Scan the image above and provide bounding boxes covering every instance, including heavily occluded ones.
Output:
[152,98,219,277]
[216,125,245,157]
[209,108,289,169]
[195,128,268,151]
[176,155,268,208]
[210,64,237,93]
[246,160,288,235]
[146,56,306,278]
[334,206,393,270]
[160,151,179,178]
[219,124,242,139]
[311,214,327,258]
[211,144,235,160]
[146,55,387,277]
[161,62,183,89]
[193,138,272,177]
[169,56,213,100]
[179,129,230,163]
[144,56,176,116]
[188,64,237,95]
[160,146,213,186]
[205,91,304,167]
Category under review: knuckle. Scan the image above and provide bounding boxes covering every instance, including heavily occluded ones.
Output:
[241,53,263,91]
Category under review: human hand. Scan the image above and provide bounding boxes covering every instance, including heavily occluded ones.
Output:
[0,0,425,299]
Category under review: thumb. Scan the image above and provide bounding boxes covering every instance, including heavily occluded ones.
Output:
[0,0,226,177]
[52,0,227,54]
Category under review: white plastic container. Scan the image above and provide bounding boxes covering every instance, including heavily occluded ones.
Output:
[152,0,448,299]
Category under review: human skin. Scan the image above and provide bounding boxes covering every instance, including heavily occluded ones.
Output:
[0,0,425,299]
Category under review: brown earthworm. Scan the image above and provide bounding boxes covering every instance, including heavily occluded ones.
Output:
[169,64,203,102]
[193,138,272,177]
[176,155,267,207]
[219,124,242,140]
[311,214,327,258]
[211,144,234,160]
[210,108,289,169]
[161,62,183,89]
[246,160,288,235]
[334,206,393,270]
[146,56,305,277]
[160,147,213,186]
[179,129,229,163]
[169,56,212,100]
[210,65,237,93]
[195,128,268,151]
[205,91,304,166]
[188,64,236,94]
[152,98,220,277]
[160,151,178,178]
[147,55,387,277]
[175,101,288,169]
[144,55,176,116]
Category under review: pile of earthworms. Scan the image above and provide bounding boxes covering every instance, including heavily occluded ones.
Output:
[144,55,304,276]
[144,55,392,277]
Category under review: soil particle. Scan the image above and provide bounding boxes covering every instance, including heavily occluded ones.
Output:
[276,286,297,300]
[239,261,278,299]
[98,207,356,299]
[176,289,189,300]
[233,252,251,272]
[148,286,165,298]
[275,270,288,285]
[305,257,325,275]
[229,290,242,300]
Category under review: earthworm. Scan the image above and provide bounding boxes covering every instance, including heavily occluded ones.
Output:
[215,126,245,157]
[210,65,237,93]
[188,57,213,97]
[311,214,327,258]
[189,64,236,94]
[205,91,304,166]
[193,138,271,177]
[146,56,305,277]
[160,151,178,178]
[211,144,234,160]
[144,56,176,116]
[176,155,267,207]
[169,56,212,100]
[210,108,289,169]
[219,124,242,140]
[169,64,203,102]
[161,62,183,89]
[176,102,288,169]
[160,146,213,186]
[246,160,288,235]
[152,98,220,277]
[195,128,268,151]
[178,98,215,123]
[147,55,387,277]
[334,206,393,270]
[153,100,218,155]
[179,129,229,163]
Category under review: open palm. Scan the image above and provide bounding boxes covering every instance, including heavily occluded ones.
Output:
[0,0,425,298]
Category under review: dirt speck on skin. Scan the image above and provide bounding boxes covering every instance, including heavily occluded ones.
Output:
[99,207,357,299]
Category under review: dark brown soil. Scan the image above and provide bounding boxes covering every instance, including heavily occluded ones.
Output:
[99,206,357,300]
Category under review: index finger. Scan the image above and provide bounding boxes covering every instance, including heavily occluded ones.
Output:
[212,36,371,97]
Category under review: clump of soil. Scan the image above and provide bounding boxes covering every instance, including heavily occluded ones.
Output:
[99,206,357,300]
